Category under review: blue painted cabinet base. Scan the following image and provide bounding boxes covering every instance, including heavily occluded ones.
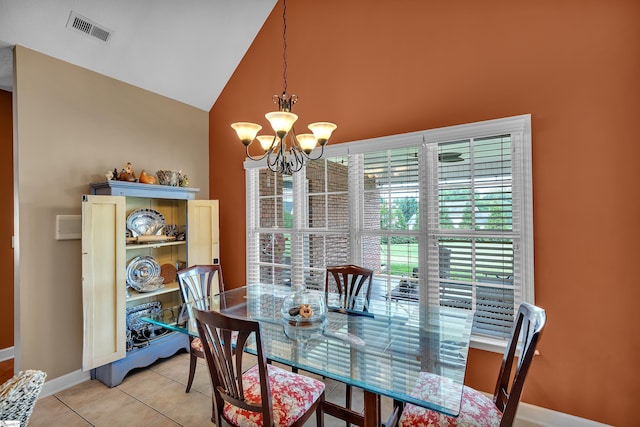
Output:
[92,332,190,387]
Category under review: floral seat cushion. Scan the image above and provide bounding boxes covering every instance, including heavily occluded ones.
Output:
[399,372,502,427]
[190,337,203,352]
[222,364,325,427]
[191,331,238,353]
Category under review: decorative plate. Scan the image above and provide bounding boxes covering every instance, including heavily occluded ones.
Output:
[126,255,162,291]
[126,209,165,237]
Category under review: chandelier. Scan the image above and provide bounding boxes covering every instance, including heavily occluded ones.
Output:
[231,0,337,175]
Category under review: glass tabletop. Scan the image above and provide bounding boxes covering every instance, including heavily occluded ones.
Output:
[143,283,474,417]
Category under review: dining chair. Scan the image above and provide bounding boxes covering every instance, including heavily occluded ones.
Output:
[177,264,225,393]
[325,264,374,313]
[325,264,373,415]
[193,307,325,427]
[397,302,546,427]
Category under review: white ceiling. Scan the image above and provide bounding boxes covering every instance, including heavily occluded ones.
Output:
[0,0,277,111]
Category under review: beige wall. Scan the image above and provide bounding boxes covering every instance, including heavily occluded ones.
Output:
[14,46,208,379]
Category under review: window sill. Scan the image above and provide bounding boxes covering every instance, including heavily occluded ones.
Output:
[470,336,507,354]
[470,335,541,357]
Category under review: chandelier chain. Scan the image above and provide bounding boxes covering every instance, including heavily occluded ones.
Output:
[230,0,336,174]
[282,0,288,94]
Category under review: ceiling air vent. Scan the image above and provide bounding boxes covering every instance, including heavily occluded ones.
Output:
[66,11,112,43]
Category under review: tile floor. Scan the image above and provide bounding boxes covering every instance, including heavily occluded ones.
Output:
[29,351,394,427]
[27,351,540,427]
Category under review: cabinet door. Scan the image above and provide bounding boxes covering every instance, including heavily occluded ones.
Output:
[81,195,127,370]
[187,199,220,267]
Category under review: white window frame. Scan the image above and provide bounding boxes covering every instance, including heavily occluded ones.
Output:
[245,114,533,352]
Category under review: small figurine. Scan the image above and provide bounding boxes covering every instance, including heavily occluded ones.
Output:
[139,170,157,185]
[105,170,114,181]
[118,162,136,182]
[125,162,135,178]
[179,174,189,187]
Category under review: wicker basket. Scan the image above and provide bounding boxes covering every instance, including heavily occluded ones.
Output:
[0,370,46,426]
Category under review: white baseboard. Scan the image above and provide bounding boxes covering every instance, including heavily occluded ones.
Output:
[515,400,612,427]
[472,391,612,427]
[1,348,91,400]
[0,346,14,362]
[39,369,91,398]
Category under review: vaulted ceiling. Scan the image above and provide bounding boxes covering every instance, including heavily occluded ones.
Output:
[0,0,277,111]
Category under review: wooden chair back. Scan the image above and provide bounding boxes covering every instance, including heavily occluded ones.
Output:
[494,302,546,426]
[193,308,274,426]
[177,264,225,312]
[195,307,325,427]
[177,264,228,393]
[325,264,374,312]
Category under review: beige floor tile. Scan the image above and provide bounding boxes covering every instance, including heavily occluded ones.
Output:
[161,387,213,426]
[55,379,122,409]
[150,351,191,379]
[326,383,365,413]
[70,390,167,426]
[142,413,183,427]
[196,417,216,427]
[130,374,208,414]
[318,414,349,427]
[29,395,76,426]
[380,396,395,420]
[30,409,93,427]
[321,377,341,395]
[118,368,179,400]
[188,361,213,396]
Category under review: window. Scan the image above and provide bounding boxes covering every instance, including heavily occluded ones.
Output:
[246,115,533,348]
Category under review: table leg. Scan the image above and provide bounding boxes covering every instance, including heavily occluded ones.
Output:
[323,390,381,427]
[323,402,364,427]
[363,390,380,427]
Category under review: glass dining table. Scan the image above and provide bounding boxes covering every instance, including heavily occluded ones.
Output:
[143,283,474,427]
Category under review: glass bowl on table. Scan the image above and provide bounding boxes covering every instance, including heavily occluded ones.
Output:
[280,284,327,345]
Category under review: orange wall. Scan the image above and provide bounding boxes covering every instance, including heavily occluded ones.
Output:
[210,1,640,425]
[0,89,13,349]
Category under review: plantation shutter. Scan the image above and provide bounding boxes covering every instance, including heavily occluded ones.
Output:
[424,134,523,339]
[246,168,294,286]
[246,115,534,346]
[246,168,260,284]
[300,155,351,289]
[358,146,422,298]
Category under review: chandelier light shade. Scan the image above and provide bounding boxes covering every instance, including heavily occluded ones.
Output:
[231,122,262,146]
[257,135,278,151]
[231,0,337,174]
[265,111,298,138]
[308,122,338,144]
[295,134,318,154]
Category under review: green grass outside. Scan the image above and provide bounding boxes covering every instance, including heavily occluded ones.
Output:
[379,242,513,278]
[380,243,419,276]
